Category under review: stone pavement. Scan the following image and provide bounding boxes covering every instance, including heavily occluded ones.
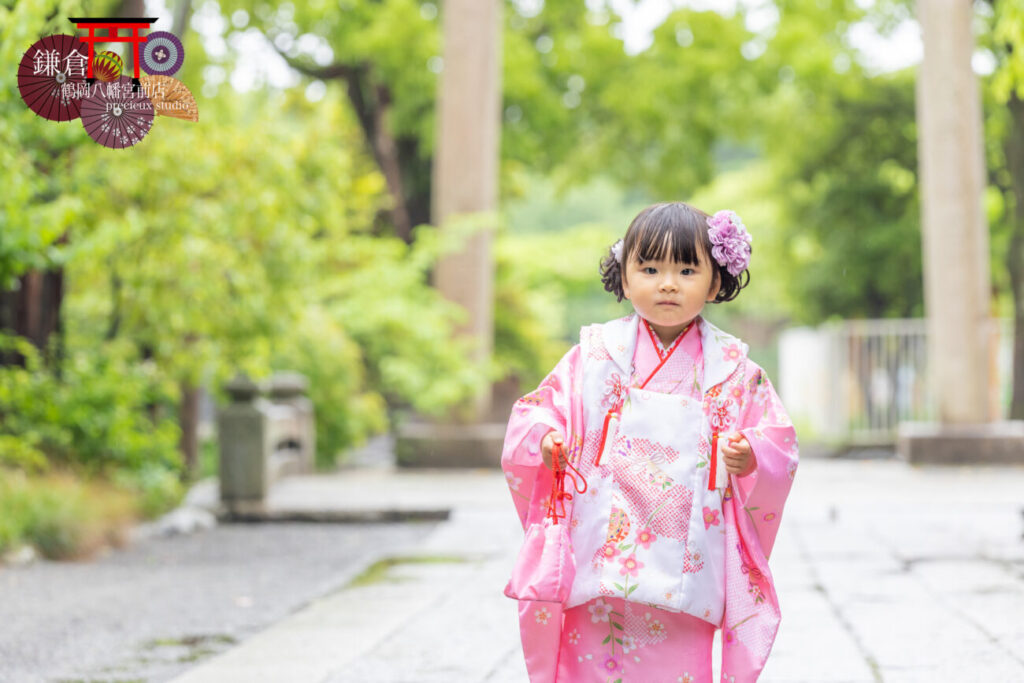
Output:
[172,455,1024,682]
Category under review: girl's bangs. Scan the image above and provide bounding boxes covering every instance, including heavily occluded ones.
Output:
[630,207,708,266]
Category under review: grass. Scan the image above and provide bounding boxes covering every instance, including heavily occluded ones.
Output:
[0,468,142,561]
[141,634,237,649]
[347,554,469,587]
[141,633,238,663]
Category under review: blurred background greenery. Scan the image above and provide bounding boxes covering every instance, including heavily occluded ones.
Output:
[1,0,1021,558]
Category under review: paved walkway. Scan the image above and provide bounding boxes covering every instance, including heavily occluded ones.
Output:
[168,454,1024,682]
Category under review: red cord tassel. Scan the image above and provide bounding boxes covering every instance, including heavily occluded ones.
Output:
[594,409,618,467]
[546,442,587,523]
[708,431,718,491]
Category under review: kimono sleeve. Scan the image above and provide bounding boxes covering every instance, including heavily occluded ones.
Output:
[732,359,799,559]
[501,344,582,530]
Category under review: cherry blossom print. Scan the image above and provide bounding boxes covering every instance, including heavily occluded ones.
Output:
[682,545,705,573]
[589,598,612,623]
[723,627,738,647]
[619,553,644,578]
[534,607,551,625]
[635,527,657,550]
[568,628,580,645]
[703,506,721,529]
[505,471,522,491]
[722,343,743,362]
[593,541,622,568]
[647,619,666,637]
[602,654,623,674]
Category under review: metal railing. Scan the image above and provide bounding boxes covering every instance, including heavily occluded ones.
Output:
[780,318,1013,446]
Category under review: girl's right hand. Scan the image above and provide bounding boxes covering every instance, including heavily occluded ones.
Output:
[541,430,565,469]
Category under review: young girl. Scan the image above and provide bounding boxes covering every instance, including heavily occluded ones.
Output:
[502,202,798,682]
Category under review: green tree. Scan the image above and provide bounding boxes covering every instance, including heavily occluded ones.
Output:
[981,0,1024,418]
[0,1,486,478]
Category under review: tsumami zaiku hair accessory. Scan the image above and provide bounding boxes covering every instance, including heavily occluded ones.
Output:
[707,210,752,276]
[611,239,624,263]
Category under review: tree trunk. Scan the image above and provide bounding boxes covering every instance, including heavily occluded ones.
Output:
[0,254,66,369]
[179,379,200,479]
[1005,93,1024,419]
[121,0,146,74]
[275,53,427,243]
[371,85,414,242]
[172,0,193,37]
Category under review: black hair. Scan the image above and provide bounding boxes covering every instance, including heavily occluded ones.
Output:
[599,202,750,303]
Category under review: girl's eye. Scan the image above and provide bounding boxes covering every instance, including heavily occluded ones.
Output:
[643,267,657,275]
[681,268,694,275]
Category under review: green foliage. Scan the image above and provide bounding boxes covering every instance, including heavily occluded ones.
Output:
[979,0,1024,320]
[988,0,1024,104]
[761,69,922,322]
[61,83,481,465]
[0,433,48,473]
[327,224,490,420]
[0,334,183,477]
[0,0,92,288]
[111,463,185,520]
[495,221,632,388]
[269,307,388,468]
[733,1,924,323]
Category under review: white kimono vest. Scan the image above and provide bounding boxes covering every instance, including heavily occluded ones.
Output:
[566,313,746,627]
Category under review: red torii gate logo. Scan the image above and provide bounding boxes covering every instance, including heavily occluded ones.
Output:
[68,16,156,90]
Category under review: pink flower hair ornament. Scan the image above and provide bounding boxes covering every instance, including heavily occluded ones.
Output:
[707,210,752,276]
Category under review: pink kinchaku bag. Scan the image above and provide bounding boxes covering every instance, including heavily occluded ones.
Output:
[504,442,587,603]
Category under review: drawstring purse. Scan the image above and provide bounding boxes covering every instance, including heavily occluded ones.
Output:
[504,442,587,603]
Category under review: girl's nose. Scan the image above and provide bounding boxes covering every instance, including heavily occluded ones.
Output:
[659,277,678,292]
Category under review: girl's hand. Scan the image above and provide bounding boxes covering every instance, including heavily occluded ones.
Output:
[541,430,566,469]
[721,432,756,476]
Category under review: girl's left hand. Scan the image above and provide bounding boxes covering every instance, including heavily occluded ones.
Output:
[721,432,756,476]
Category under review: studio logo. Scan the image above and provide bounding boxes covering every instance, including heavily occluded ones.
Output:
[16,17,198,149]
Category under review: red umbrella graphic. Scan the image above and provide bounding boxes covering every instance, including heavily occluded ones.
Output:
[80,76,154,149]
[17,34,90,122]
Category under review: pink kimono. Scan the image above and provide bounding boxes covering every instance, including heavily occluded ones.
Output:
[502,313,799,682]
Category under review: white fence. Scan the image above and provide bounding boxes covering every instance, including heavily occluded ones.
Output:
[778,318,1013,446]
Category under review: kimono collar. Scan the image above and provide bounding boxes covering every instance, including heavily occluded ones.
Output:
[601,313,749,393]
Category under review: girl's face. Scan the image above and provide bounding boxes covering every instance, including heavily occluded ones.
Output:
[621,241,720,344]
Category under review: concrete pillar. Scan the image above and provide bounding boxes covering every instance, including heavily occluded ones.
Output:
[901,1,1024,463]
[267,371,316,475]
[431,0,502,420]
[915,0,991,424]
[218,374,270,513]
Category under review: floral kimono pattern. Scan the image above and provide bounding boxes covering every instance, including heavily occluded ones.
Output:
[503,313,798,682]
